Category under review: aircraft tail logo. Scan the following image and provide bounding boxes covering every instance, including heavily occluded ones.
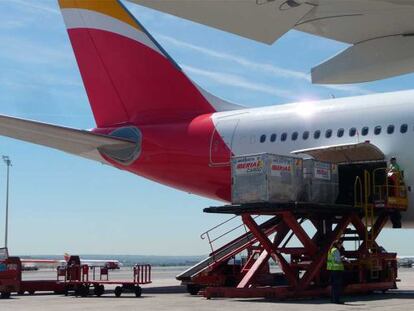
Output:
[58,0,216,127]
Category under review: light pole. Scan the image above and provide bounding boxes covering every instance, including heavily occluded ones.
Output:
[2,156,11,249]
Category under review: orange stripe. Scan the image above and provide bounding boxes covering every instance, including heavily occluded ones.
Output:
[59,0,141,30]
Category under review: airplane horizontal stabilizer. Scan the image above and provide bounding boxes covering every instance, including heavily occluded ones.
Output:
[0,115,136,164]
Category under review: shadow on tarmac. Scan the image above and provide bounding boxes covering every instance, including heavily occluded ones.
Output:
[142,285,186,294]
[232,290,414,305]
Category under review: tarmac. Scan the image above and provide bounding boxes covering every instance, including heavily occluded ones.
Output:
[2,266,414,310]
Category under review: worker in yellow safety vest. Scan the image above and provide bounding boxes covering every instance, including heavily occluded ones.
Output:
[327,240,345,304]
[388,157,403,197]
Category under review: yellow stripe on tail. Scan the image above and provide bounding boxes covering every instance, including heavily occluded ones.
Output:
[58,0,141,30]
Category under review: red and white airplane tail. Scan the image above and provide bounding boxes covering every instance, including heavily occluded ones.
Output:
[0,0,242,202]
[58,0,239,127]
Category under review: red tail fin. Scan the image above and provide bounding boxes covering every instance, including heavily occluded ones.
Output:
[59,0,216,127]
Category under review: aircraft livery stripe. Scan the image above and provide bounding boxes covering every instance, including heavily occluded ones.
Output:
[58,0,139,30]
[61,8,163,56]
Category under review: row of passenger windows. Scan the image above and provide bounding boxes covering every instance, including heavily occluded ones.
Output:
[259,124,409,143]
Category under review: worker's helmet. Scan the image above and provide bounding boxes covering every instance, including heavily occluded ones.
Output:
[391,156,397,161]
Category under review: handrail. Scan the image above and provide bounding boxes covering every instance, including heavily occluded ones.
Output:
[200,215,238,240]
[373,167,408,200]
[200,215,259,254]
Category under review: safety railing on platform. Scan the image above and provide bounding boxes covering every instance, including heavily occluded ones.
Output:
[373,168,389,202]
[353,171,374,250]
[133,264,151,284]
[200,215,259,254]
[373,167,408,209]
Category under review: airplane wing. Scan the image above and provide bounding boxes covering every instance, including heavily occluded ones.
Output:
[129,0,315,44]
[130,0,414,84]
[0,115,138,164]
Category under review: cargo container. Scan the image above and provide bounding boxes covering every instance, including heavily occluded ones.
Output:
[303,159,339,204]
[231,153,303,204]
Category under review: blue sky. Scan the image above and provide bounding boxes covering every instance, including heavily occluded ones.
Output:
[0,0,414,256]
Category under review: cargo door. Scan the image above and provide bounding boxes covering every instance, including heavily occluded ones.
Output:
[291,141,385,164]
[210,119,239,166]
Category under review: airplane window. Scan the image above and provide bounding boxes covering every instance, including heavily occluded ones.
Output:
[387,125,395,134]
[349,127,357,137]
[281,133,287,141]
[361,127,369,136]
[292,132,298,141]
[270,133,277,142]
[260,134,266,143]
[400,124,408,133]
[374,126,381,135]
[314,130,321,139]
[337,128,344,137]
[302,131,309,140]
[325,129,332,138]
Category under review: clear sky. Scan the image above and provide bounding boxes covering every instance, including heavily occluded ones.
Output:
[0,0,414,256]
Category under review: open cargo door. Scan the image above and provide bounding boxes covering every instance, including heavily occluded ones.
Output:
[291,141,385,164]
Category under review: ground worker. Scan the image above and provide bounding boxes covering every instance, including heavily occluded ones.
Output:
[389,157,400,173]
[327,240,345,304]
[388,157,402,196]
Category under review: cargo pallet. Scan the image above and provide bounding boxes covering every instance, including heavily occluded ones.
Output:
[58,256,151,297]
[178,198,404,300]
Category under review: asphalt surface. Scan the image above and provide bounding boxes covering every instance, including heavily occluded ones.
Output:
[2,267,414,310]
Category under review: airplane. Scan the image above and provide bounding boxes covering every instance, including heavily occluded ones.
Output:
[130,0,414,84]
[20,254,121,270]
[20,258,62,271]
[397,256,414,267]
[1,0,414,230]
[63,253,122,269]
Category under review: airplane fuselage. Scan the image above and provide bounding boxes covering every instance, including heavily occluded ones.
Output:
[107,90,414,226]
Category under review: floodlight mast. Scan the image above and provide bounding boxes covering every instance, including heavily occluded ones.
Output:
[2,156,11,249]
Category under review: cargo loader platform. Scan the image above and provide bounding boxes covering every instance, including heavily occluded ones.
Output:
[184,201,400,300]
[179,153,408,300]
[204,201,358,215]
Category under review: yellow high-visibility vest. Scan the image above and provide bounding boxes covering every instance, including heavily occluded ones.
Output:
[327,247,345,271]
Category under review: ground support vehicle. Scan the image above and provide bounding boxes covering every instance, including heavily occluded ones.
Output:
[178,162,407,300]
[0,250,65,298]
[58,256,151,297]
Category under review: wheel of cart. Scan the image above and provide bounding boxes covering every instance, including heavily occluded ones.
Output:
[114,284,142,297]
[93,284,105,297]
[187,284,202,296]
[1,291,11,299]
[114,286,122,297]
[135,286,142,297]
[74,284,89,297]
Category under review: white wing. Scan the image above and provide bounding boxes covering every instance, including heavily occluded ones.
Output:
[130,0,414,83]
